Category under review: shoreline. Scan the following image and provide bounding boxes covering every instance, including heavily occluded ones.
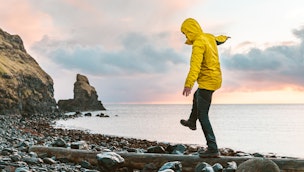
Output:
[56,109,304,159]
[0,112,300,171]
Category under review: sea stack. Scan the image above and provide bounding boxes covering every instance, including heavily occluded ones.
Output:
[57,74,106,112]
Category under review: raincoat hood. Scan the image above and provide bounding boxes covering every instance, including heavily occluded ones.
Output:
[181,18,203,45]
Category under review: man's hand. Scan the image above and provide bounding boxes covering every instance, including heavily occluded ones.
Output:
[183,87,192,97]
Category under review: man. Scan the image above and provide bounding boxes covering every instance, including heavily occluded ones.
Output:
[180,18,229,158]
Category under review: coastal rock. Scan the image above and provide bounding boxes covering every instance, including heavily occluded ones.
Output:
[57,74,106,112]
[71,140,89,150]
[52,138,67,147]
[212,163,223,172]
[22,156,43,165]
[225,161,237,172]
[96,113,109,117]
[236,158,280,172]
[147,146,166,154]
[42,157,57,164]
[80,160,91,169]
[84,112,92,116]
[159,161,182,172]
[195,162,214,172]
[253,152,264,157]
[166,144,187,155]
[0,28,56,115]
[220,148,235,156]
[96,152,124,171]
[15,167,30,172]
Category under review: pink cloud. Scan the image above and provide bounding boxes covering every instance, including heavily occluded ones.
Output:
[221,27,304,94]
[0,0,58,48]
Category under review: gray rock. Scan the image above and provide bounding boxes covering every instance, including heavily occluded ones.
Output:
[235,152,253,158]
[43,157,57,164]
[158,161,182,172]
[22,157,43,165]
[167,144,187,155]
[225,161,237,172]
[220,148,235,156]
[253,152,265,157]
[2,147,17,154]
[10,154,21,162]
[212,163,223,172]
[28,151,38,158]
[84,112,92,116]
[1,157,11,162]
[15,166,30,172]
[16,141,30,148]
[52,138,67,147]
[187,145,200,153]
[80,160,91,169]
[96,152,124,171]
[195,162,214,172]
[147,146,166,154]
[236,158,280,172]
[96,113,110,117]
[71,140,89,150]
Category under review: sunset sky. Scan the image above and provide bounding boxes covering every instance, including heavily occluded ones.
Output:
[1,0,304,104]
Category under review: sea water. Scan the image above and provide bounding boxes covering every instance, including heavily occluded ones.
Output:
[55,104,304,158]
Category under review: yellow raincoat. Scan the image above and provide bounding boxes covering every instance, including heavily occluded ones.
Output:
[181,18,229,91]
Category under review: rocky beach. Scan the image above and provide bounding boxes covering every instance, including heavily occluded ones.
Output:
[1,111,302,172]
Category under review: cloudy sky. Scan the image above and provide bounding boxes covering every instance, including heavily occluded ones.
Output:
[1,0,304,104]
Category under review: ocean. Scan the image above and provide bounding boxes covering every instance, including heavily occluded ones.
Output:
[55,104,304,158]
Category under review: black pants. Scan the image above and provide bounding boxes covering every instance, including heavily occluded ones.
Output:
[188,88,218,151]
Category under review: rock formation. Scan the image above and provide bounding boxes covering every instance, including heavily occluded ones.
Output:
[58,74,106,112]
[0,28,56,115]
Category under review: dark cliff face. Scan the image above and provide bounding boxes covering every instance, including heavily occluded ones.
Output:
[58,74,106,112]
[0,28,56,115]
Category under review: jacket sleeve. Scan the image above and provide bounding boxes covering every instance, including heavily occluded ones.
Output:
[215,35,229,45]
[184,41,205,88]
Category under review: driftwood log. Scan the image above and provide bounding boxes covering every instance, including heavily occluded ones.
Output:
[29,146,304,172]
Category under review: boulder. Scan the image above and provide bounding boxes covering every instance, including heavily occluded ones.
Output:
[236,158,280,172]
[57,74,106,112]
[0,28,56,115]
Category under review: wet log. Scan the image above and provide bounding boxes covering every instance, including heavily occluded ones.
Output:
[29,146,304,172]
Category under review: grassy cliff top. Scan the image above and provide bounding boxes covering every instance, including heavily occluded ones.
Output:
[0,28,52,85]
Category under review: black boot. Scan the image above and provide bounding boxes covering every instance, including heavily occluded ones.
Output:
[180,119,196,130]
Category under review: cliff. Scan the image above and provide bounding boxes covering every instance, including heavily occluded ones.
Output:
[0,28,56,115]
[58,74,106,112]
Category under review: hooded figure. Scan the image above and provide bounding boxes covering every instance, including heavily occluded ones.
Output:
[180,18,229,158]
[181,18,229,91]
